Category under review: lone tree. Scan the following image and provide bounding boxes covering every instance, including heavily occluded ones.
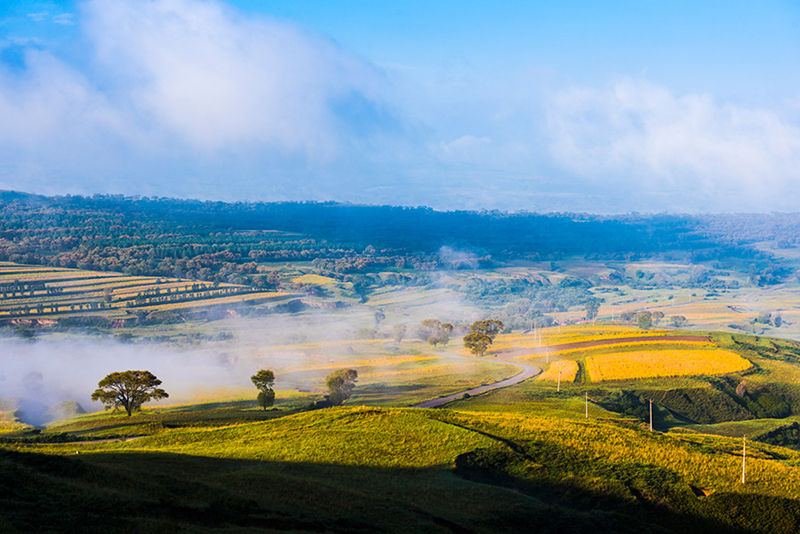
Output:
[585,300,600,321]
[464,319,504,356]
[325,368,358,406]
[91,370,168,416]
[251,369,276,410]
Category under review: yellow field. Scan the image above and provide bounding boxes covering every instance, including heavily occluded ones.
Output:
[549,339,713,358]
[537,360,579,382]
[585,349,752,382]
[493,325,669,351]
[292,274,337,285]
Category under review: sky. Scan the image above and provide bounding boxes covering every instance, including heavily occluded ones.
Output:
[1,0,800,213]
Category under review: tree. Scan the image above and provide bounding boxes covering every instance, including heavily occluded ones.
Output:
[652,311,665,324]
[470,319,504,339]
[463,332,491,356]
[670,315,686,327]
[636,311,653,330]
[91,370,168,416]
[325,368,358,406]
[464,319,504,356]
[392,323,407,343]
[418,319,450,347]
[251,369,276,410]
[585,300,600,321]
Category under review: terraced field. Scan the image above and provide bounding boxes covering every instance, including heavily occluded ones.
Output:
[0,262,294,321]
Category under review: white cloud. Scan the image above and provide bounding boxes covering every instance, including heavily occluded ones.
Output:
[0,51,120,142]
[52,13,75,25]
[81,0,383,156]
[546,79,800,201]
[0,0,404,198]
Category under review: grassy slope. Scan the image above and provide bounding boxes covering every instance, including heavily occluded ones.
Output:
[7,325,800,532]
[4,403,800,533]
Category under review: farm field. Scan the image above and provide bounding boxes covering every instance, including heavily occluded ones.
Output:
[0,262,296,322]
[584,347,752,381]
[537,359,579,382]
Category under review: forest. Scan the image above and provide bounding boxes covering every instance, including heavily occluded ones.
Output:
[0,191,792,287]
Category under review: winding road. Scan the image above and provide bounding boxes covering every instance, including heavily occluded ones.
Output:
[413,354,541,408]
[412,334,710,409]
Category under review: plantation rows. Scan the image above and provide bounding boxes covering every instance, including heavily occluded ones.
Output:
[0,263,289,319]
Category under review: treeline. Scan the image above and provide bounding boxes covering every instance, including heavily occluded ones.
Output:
[0,191,791,286]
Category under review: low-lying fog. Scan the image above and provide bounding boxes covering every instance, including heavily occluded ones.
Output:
[0,336,264,424]
[0,282,480,427]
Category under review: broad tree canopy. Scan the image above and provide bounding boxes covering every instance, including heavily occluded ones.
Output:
[91,370,169,416]
[251,369,276,410]
[325,368,358,406]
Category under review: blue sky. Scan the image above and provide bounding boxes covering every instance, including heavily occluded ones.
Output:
[1,0,800,212]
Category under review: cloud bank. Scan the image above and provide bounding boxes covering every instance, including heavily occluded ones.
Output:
[546,80,800,210]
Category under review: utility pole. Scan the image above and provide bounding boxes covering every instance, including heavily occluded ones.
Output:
[649,399,653,432]
[546,348,550,363]
[585,391,589,419]
[557,362,562,393]
[742,435,746,484]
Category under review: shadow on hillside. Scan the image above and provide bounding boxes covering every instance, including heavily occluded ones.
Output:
[1,446,796,534]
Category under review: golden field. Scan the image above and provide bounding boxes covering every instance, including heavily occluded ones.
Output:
[585,348,752,382]
[537,360,579,383]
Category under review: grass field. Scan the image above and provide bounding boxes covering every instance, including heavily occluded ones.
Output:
[4,403,800,533]
[291,273,337,285]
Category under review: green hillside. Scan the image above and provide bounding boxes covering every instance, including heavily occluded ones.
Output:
[3,401,800,533]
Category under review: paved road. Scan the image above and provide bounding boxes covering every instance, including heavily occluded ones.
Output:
[413,355,541,409]
[745,278,794,303]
